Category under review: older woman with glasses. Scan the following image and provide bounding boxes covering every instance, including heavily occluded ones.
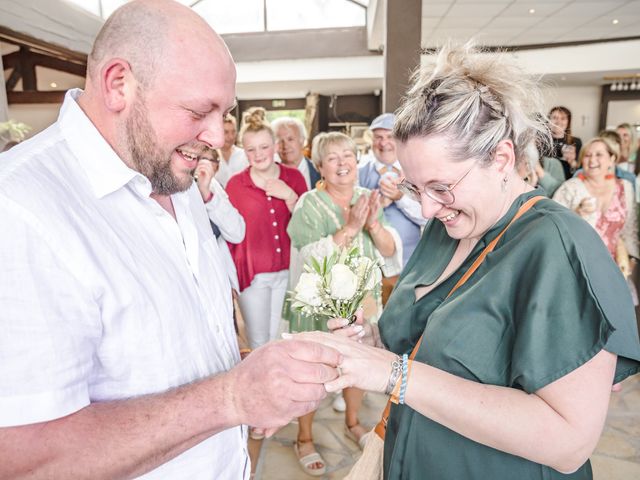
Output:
[290,43,640,480]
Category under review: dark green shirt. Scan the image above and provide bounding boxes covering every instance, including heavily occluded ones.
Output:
[379,190,640,480]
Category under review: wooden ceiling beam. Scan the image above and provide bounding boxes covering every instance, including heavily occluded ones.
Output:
[5,66,21,91]
[0,26,87,64]
[19,47,36,91]
[3,47,86,77]
[7,90,66,104]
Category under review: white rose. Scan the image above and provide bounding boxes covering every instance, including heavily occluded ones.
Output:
[329,264,359,300]
[295,272,323,306]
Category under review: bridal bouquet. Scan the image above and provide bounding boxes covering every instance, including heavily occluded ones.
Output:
[290,246,382,325]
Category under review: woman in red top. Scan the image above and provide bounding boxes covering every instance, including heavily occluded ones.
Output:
[227,108,307,352]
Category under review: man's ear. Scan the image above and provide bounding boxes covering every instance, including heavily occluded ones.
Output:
[492,139,516,175]
[100,58,135,113]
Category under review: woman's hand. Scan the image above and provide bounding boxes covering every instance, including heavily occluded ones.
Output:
[284,330,397,394]
[561,144,577,169]
[326,308,366,340]
[345,194,369,232]
[576,197,597,217]
[365,190,383,229]
[265,178,295,201]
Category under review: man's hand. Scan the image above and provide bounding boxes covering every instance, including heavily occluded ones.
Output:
[379,176,403,202]
[227,340,341,432]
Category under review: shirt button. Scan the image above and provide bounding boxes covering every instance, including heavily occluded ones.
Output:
[276,248,281,253]
[267,196,272,201]
[270,209,275,214]
[274,235,279,240]
[272,221,278,227]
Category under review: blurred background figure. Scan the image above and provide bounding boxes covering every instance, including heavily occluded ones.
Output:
[517,141,565,197]
[597,130,637,189]
[616,123,637,174]
[227,107,307,351]
[553,136,638,304]
[549,106,583,180]
[216,113,248,187]
[358,113,425,308]
[194,147,245,292]
[272,116,321,190]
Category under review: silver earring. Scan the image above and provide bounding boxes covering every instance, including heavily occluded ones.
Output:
[501,176,508,192]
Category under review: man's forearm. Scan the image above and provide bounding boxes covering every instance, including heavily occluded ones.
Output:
[0,372,238,480]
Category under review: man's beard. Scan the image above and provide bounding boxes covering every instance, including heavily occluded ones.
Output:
[125,96,194,195]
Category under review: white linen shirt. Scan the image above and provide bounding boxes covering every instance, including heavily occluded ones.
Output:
[0,89,249,479]
[296,156,312,189]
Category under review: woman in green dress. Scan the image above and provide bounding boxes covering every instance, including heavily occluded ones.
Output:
[285,131,400,476]
[291,44,640,479]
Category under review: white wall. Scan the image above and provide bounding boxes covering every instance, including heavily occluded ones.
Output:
[606,100,640,130]
[7,104,63,139]
[541,85,602,141]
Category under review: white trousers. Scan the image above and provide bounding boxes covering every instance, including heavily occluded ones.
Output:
[238,270,289,349]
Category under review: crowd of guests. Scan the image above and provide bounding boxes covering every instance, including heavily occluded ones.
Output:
[518,108,640,306]
[196,106,425,475]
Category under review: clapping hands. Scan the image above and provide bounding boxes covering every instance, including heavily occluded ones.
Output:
[345,191,383,232]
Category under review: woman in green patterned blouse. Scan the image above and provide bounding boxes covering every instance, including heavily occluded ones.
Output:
[285,131,400,476]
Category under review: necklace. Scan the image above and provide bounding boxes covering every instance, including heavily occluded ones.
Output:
[250,164,279,189]
[326,190,351,213]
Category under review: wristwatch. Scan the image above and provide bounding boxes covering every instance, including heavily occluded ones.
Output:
[385,355,402,395]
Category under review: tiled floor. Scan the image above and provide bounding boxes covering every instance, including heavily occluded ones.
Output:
[254,374,640,479]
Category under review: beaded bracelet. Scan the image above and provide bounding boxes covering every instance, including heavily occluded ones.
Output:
[399,353,409,404]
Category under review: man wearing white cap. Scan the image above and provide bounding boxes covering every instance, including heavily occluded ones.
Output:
[359,113,426,270]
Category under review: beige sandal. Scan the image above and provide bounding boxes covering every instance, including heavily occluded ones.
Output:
[344,423,369,450]
[294,440,327,476]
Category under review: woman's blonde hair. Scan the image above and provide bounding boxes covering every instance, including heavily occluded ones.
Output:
[240,107,274,145]
[224,113,237,128]
[394,42,551,167]
[579,136,620,165]
[311,132,356,170]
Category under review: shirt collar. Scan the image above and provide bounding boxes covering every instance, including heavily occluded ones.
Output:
[373,157,401,173]
[297,157,309,174]
[58,89,149,199]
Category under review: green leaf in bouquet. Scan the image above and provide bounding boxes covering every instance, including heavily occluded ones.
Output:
[325,251,337,273]
[310,256,322,275]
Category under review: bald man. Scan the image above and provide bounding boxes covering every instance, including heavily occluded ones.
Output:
[0,2,339,479]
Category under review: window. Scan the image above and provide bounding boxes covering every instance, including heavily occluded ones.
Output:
[64,0,366,34]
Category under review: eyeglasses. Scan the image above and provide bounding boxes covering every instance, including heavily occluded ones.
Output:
[398,161,477,206]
